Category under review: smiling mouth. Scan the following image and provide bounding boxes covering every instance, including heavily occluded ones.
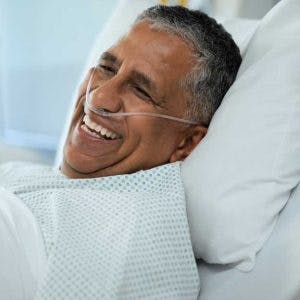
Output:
[80,114,122,140]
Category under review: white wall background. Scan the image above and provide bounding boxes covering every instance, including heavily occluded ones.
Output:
[0,0,117,150]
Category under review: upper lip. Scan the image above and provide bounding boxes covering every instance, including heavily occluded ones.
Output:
[83,112,123,138]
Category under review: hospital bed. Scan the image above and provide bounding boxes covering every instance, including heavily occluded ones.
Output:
[1,0,299,299]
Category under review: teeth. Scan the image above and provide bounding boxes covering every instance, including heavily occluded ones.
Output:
[83,114,120,139]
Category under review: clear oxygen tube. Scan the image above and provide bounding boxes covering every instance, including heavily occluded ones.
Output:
[84,67,199,125]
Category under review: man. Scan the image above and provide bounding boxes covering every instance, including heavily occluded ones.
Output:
[61,5,241,179]
[0,6,242,300]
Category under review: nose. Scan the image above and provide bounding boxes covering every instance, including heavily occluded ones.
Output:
[87,68,122,113]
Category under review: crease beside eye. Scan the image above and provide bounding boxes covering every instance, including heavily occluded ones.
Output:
[133,86,159,107]
[135,86,150,98]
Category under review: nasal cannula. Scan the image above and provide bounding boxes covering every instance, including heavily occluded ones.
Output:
[84,68,199,125]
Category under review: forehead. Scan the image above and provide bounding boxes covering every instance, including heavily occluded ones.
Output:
[107,21,195,102]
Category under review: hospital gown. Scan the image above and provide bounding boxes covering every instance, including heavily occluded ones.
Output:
[0,161,200,300]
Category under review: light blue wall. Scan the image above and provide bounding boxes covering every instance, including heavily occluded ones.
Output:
[0,0,117,150]
[0,1,6,137]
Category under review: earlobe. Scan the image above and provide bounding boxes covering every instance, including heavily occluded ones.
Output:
[169,126,208,163]
[169,148,187,163]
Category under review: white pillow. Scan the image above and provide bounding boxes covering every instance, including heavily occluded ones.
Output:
[197,183,300,300]
[221,18,259,56]
[182,0,300,271]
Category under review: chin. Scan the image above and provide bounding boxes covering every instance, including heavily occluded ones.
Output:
[61,145,93,176]
[61,148,117,179]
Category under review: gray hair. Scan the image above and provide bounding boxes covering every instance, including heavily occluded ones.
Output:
[135,5,242,126]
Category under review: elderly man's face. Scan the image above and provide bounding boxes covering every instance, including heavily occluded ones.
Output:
[61,21,206,178]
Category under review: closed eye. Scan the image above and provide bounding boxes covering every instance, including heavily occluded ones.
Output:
[132,85,158,106]
[134,86,150,99]
[99,64,116,75]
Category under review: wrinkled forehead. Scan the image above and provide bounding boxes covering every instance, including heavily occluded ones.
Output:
[110,21,195,73]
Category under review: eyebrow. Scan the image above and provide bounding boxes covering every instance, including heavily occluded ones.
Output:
[99,51,121,67]
[130,70,157,93]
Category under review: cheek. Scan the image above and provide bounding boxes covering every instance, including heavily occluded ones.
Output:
[129,117,161,139]
[128,118,177,150]
[68,81,90,130]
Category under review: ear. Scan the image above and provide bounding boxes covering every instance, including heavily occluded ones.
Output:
[169,126,208,163]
